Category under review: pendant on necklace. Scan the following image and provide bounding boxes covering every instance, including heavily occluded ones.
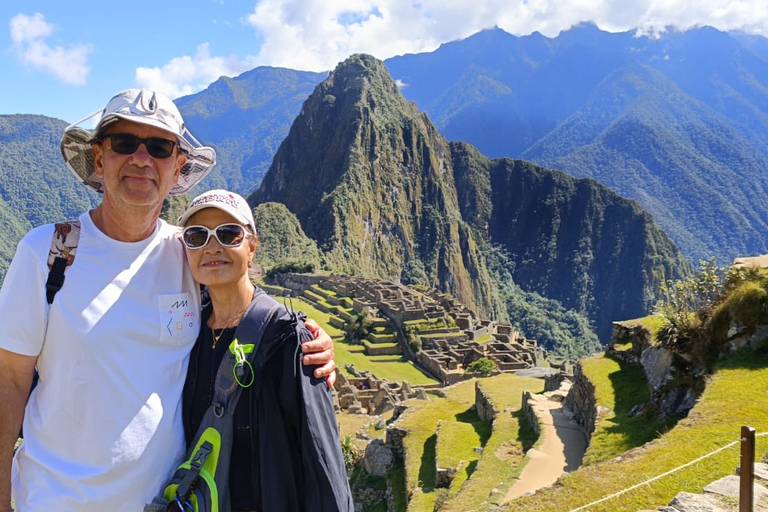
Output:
[212,327,225,349]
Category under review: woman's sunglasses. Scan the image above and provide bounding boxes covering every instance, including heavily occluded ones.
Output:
[182,223,250,249]
[97,133,177,159]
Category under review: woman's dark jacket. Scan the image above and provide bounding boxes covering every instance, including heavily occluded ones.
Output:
[182,289,354,511]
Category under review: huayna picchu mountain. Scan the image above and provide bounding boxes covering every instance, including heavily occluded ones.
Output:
[250,54,505,320]
[249,54,691,343]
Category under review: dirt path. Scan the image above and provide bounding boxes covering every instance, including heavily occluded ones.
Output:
[503,389,588,502]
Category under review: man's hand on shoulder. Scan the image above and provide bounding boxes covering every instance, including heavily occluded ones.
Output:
[301,318,337,388]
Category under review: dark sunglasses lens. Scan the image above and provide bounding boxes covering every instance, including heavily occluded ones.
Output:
[107,134,175,158]
[109,134,140,154]
[146,138,175,158]
[183,227,209,248]
[216,225,245,246]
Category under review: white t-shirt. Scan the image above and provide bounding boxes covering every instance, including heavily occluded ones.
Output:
[0,211,201,511]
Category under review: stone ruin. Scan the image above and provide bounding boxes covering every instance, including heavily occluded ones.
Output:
[266,272,545,386]
[334,364,428,416]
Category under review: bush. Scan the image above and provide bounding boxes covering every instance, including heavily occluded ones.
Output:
[340,434,359,472]
[345,308,375,343]
[712,279,768,330]
[401,259,429,287]
[654,258,744,351]
[465,357,496,376]
[404,324,422,353]
[265,259,315,278]
[654,260,768,365]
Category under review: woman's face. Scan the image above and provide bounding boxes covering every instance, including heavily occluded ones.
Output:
[182,208,256,288]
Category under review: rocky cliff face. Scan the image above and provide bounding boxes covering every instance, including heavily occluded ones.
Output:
[452,143,691,339]
[250,54,503,317]
[250,54,691,341]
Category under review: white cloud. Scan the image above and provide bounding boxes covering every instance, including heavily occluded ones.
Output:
[243,0,504,71]
[135,43,259,98]
[240,0,768,72]
[9,13,92,86]
[144,0,768,95]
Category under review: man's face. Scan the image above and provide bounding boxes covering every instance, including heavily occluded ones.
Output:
[92,120,186,210]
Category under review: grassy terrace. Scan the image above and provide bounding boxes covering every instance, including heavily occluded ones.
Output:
[419,331,463,339]
[396,373,544,511]
[294,297,436,386]
[506,346,768,512]
[580,355,676,466]
[474,333,492,343]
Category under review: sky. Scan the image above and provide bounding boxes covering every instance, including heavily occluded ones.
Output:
[1,0,768,124]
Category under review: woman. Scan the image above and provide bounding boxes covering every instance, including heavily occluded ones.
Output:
[178,189,353,511]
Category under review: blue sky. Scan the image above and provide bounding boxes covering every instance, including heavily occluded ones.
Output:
[2,0,768,124]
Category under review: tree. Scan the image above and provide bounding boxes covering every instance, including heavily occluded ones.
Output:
[466,357,496,376]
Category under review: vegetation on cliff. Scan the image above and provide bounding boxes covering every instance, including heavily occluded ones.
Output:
[250,54,505,320]
[250,54,690,354]
[0,114,98,282]
[251,202,324,272]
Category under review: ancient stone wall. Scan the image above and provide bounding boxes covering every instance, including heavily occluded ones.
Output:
[385,426,408,460]
[474,380,497,422]
[520,391,540,435]
[562,362,597,436]
[606,321,652,364]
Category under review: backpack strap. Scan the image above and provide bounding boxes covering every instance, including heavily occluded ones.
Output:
[213,288,282,415]
[45,221,81,304]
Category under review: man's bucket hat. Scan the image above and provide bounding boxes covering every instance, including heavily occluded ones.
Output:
[60,89,216,196]
[178,189,258,237]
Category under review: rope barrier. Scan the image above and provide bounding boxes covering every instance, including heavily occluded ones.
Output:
[569,431,768,512]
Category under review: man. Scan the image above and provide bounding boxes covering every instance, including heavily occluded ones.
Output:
[0,89,336,511]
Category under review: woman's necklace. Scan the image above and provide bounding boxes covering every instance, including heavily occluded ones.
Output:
[210,304,249,349]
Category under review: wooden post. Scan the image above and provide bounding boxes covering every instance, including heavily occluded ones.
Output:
[740,426,756,512]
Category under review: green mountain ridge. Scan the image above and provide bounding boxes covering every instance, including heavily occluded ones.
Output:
[176,67,327,194]
[385,25,768,262]
[522,63,768,261]
[249,54,690,344]
[250,55,505,321]
[0,115,99,282]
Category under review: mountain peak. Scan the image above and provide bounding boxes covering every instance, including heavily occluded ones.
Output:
[250,54,502,316]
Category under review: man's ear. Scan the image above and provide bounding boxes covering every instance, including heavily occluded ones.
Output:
[173,153,187,184]
[92,143,104,179]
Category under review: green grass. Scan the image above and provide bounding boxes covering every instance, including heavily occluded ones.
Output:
[617,315,666,344]
[506,347,768,512]
[389,459,408,512]
[404,319,447,331]
[294,297,436,385]
[311,284,338,298]
[395,374,545,512]
[441,374,544,511]
[580,354,676,466]
[367,332,398,342]
[338,340,435,385]
[419,331,462,339]
[435,418,488,501]
[294,296,345,338]
[436,420,484,470]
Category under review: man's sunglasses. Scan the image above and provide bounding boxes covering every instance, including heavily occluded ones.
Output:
[97,133,177,159]
[182,223,250,249]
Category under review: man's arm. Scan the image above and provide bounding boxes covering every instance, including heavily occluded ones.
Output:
[0,348,36,512]
[301,319,337,388]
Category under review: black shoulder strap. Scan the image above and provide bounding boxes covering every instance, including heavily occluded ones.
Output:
[211,288,284,416]
[46,221,81,304]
